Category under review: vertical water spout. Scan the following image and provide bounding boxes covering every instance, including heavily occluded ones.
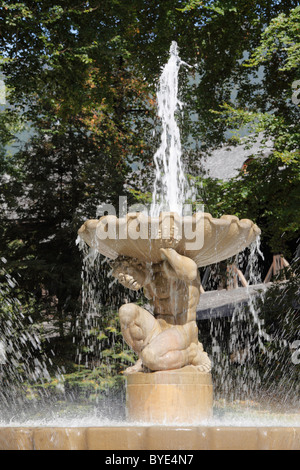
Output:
[150,41,187,216]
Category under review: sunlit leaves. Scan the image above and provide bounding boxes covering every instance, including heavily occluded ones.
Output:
[246,6,300,72]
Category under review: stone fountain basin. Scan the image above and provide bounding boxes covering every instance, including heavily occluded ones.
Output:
[78,212,261,266]
[0,424,299,450]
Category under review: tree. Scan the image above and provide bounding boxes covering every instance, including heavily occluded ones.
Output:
[193,5,300,257]
[0,1,158,391]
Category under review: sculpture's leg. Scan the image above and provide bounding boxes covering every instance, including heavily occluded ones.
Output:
[119,304,211,373]
[191,342,212,372]
[141,324,199,371]
[119,303,161,372]
[122,357,144,375]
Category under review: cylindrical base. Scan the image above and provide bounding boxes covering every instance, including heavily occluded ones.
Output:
[126,366,213,424]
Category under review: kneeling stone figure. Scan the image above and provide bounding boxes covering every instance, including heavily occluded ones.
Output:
[111,247,211,374]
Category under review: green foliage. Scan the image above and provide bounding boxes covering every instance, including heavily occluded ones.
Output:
[26,307,137,404]
[200,101,300,254]
[195,2,300,256]
[180,0,238,16]
[194,155,299,255]
[246,6,300,72]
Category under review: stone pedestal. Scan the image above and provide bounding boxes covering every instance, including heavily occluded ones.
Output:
[126,366,213,424]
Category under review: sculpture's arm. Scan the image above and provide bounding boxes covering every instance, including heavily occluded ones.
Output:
[160,248,198,282]
[111,257,148,291]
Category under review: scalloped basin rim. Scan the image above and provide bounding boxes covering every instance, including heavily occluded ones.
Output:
[78,212,261,267]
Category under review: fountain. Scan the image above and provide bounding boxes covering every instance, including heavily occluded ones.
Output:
[0,42,299,450]
[77,42,260,425]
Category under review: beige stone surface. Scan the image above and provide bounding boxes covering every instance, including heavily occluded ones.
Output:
[0,427,34,450]
[78,212,261,266]
[145,426,208,450]
[86,427,147,451]
[211,427,260,450]
[0,426,299,450]
[258,427,300,451]
[126,369,213,424]
[112,248,211,373]
[33,427,87,450]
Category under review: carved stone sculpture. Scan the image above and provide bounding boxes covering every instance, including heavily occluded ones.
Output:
[78,211,260,422]
[111,248,211,373]
[78,211,260,374]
